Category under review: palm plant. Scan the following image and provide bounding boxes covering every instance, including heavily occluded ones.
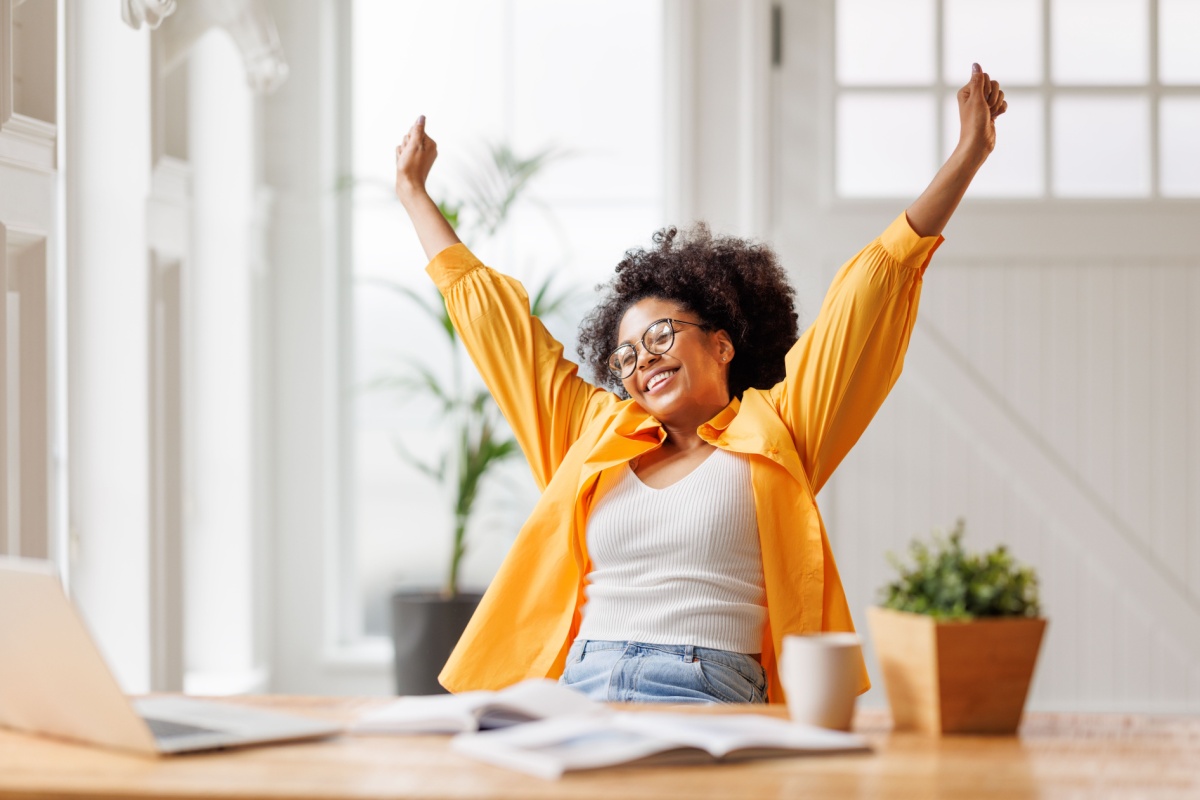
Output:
[369,144,571,597]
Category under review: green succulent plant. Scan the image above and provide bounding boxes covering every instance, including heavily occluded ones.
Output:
[879,519,1041,620]
[368,143,573,597]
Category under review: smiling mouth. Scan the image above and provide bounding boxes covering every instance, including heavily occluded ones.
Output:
[645,369,678,393]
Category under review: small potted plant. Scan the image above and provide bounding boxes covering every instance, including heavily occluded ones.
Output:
[867,519,1046,734]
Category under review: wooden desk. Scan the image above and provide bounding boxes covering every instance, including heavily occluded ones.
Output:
[0,696,1197,799]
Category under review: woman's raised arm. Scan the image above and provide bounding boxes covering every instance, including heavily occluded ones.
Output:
[905,63,1007,237]
[392,117,616,489]
[395,116,461,260]
[774,64,1006,489]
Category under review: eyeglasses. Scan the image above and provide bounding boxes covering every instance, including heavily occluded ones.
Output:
[607,318,707,380]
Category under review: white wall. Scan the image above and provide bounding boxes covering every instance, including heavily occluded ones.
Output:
[831,258,1200,712]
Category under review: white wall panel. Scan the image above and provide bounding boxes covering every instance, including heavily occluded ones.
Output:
[824,257,1200,712]
[1155,266,1189,586]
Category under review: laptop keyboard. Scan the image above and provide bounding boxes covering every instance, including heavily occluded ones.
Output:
[143,716,222,739]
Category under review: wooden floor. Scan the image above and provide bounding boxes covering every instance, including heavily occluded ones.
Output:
[0,696,1197,799]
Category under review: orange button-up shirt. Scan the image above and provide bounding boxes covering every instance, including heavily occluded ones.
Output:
[428,213,943,702]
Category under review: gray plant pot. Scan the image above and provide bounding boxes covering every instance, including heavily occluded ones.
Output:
[390,591,482,696]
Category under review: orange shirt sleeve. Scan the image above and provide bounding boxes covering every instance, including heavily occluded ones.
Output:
[769,213,943,494]
[426,244,617,491]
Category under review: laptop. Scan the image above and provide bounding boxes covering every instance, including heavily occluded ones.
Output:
[0,556,342,755]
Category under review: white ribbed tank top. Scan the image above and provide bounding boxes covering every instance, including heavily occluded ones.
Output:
[576,447,767,654]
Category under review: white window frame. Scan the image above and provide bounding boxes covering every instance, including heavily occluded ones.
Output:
[820,0,1200,262]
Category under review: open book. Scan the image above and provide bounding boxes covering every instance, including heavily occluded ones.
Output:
[349,679,608,734]
[451,711,871,779]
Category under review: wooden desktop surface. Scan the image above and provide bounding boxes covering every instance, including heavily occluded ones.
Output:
[0,695,1197,799]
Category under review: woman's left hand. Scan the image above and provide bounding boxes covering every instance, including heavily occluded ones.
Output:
[395,115,438,204]
[956,63,1006,161]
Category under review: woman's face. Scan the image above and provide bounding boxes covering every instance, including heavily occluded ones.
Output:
[616,297,733,425]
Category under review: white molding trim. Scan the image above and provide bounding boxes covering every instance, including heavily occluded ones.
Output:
[1,221,9,557]
[0,0,8,122]
[662,0,695,225]
[1,224,53,562]
[146,151,190,692]
[0,114,56,173]
[53,0,67,584]
[906,319,1200,665]
[778,201,1200,262]
[121,0,176,30]
[738,0,772,239]
[149,155,193,213]
[1,221,49,250]
[157,0,287,93]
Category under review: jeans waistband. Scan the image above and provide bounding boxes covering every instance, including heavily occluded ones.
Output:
[576,639,762,664]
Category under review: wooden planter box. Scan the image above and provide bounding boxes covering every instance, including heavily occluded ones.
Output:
[867,606,1047,734]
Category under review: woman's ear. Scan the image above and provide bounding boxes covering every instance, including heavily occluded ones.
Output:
[713,330,735,363]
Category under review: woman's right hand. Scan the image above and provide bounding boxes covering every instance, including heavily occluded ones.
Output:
[395,115,438,204]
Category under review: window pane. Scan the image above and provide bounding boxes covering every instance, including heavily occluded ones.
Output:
[1051,0,1149,85]
[351,0,509,638]
[352,1,507,183]
[944,92,1044,197]
[1161,98,1200,196]
[1160,0,1200,84]
[837,93,938,196]
[513,0,662,203]
[1052,95,1150,196]
[837,0,935,85]
[943,0,1042,86]
[352,0,664,637]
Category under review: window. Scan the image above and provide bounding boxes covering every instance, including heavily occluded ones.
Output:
[348,0,665,640]
[834,0,1200,198]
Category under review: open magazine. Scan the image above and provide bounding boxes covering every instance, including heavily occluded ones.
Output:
[349,679,608,734]
[451,711,871,779]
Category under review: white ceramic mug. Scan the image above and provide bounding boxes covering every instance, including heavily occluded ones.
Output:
[779,632,862,731]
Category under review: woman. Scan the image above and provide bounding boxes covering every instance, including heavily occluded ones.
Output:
[394,65,1006,704]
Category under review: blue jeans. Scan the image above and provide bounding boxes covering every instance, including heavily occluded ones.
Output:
[559,640,768,705]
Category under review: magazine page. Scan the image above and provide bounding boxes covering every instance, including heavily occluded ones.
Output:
[451,711,872,779]
[350,679,604,735]
[615,712,870,757]
[451,716,676,779]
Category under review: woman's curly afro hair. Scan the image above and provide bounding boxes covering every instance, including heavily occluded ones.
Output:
[577,223,800,400]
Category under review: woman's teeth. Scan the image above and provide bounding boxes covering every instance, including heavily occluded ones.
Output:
[647,370,677,392]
